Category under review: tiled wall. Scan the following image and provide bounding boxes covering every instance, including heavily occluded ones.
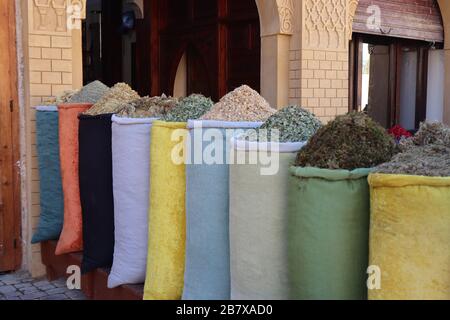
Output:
[299,49,349,122]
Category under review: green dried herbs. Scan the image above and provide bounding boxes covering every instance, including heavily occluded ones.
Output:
[246,106,322,142]
[295,112,396,170]
[163,94,214,122]
[117,95,179,118]
[69,80,109,104]
[375,122,450,177]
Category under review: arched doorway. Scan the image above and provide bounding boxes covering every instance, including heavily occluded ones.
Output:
[349,0,445,130]
[82,0,261,101]
[155,0,261,101]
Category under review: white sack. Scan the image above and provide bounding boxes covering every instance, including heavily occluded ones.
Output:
[108,115,158,288]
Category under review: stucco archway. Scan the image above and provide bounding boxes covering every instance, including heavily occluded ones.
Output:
[255,0,294,108]
[255,0,294,37]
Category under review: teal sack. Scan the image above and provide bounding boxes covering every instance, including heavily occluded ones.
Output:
[32,106,64,243]
[287,167,372,300]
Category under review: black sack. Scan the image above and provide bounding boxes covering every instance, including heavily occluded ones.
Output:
[79,114,115,274]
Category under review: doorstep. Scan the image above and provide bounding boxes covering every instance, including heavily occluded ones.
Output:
[41,241,144,300]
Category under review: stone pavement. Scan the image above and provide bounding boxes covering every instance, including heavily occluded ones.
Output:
[0,271,86,300]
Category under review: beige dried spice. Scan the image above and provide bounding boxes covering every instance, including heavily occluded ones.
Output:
[57,90,79,104]
[84,82,140,116]
[201,85,276,122]
[376,122,450,177]
[117,94,179,118]
[42,89,79,105]
[375,144,450,177]
[400,122,450,150]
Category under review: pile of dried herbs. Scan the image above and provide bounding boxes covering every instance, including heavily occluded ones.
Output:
[117,94,179,118]
[245,106,322,142]
[375,122,450,177]
[403,122,450,147]
[69,80,109,104]
[163,94,214,122]
[42,89,79,105]
[84,82,140,116]
[201,85,276,122]
[295,112,397,170]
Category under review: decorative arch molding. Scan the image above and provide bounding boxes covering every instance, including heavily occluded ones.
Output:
[348,0,359,39]
[73,0,87,19]
[276,0,295,35]
[29,0,87,33]
[255,0,294,36]
[255,0,294,109]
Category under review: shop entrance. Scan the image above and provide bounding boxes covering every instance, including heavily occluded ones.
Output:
[350,0,445,130]
[82,0,261,101]
[350,34,439,130]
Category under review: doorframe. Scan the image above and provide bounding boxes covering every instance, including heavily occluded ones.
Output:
[349,32,441,129]
[0,0,22,272]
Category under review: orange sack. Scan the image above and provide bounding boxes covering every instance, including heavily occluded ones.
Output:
[56,103,92,255]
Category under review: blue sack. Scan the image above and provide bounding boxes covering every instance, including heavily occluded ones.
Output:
[32,106,64,243]
[183,120,262,300]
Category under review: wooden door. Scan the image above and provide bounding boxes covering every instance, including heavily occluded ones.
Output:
[187,45,213,98]
[0,0,21,272]
[225,0,261,93]
[368,44,391,128]
[154,0,261,101]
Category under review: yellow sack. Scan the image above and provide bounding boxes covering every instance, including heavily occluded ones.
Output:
[144,121,188,300]
[369,174,450,300]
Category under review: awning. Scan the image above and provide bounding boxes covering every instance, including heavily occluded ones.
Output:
[352,0,444,43]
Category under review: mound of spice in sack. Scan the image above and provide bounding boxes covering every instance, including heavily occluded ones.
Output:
[201,85,276,122]
[42,89,79,105]
[244,106,322,142]
[84,83,140,116]
[117,94,179,118]
[295,112,397,170]
[163,94,214,122]
[375,122,450,177]
[69,80,110,104]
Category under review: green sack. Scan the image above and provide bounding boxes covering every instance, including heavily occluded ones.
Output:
[288,167,372,300]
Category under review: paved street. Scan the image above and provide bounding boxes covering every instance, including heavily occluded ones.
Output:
[0,271,86,300]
